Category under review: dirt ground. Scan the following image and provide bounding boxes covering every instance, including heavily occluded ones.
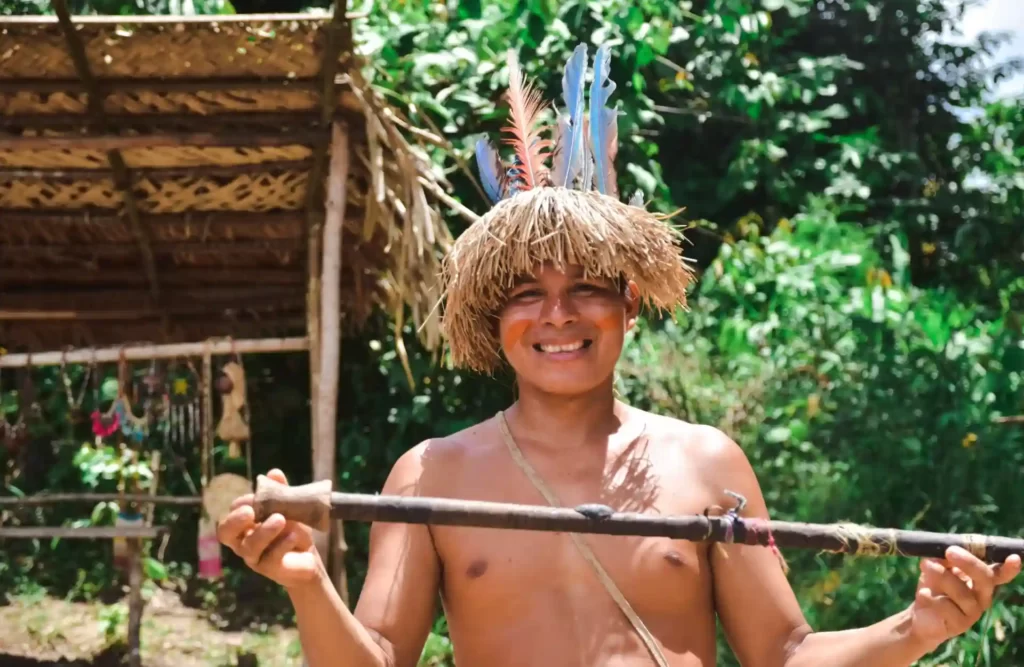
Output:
[0,588,301,667]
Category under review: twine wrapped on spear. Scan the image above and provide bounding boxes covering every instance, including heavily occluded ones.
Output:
[252,477,1024,565]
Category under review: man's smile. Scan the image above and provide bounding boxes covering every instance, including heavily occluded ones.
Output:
[532,338,594,357]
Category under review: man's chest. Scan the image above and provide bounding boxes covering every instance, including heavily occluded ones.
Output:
[429,449,716,619]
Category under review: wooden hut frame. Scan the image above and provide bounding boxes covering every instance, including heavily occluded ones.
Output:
[0,1,457,626]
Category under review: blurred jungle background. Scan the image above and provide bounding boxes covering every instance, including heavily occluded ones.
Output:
[1,0,1022,665]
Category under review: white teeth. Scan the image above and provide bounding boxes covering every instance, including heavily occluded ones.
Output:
[539,341,584,353]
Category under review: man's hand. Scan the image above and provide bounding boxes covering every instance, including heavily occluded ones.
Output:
[217,468,324,591]
[908,546,1022,652]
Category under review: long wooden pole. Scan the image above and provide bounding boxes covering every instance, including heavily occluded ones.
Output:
[318,121,351,604]
[0,493,201,506]
[253,480,1024,565]
[0,337,309,368]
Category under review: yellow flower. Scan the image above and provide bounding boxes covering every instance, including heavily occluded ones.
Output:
[961,432,978,448]
[807,393,820,418]
[173,378,190,396]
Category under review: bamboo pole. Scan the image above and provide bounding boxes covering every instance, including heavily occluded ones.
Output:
[253,480,1024,565]
[201,348,214,489]
[0,11,366,24]
[319,122,351,604]
[127,537,144,667]
[0,336,309,368]
[302,0,350,625]
[0,493,201,506]
[0,526,167,539]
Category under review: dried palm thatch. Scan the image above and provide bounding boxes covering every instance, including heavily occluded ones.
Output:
[440,187,694,373]
[0,13,453,352]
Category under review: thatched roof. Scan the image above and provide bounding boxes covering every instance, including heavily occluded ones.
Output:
[0,11,454,352]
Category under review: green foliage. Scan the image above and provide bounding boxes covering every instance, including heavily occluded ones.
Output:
[618,201,1023,665]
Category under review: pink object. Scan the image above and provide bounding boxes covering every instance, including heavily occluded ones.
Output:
[197,527,222,579]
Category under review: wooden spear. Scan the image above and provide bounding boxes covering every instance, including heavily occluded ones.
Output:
[253,478,1024,564]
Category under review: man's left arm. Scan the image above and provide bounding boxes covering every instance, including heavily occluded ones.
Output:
[696,426,1021,667]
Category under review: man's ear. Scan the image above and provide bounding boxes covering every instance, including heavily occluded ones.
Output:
[624,280,641,330]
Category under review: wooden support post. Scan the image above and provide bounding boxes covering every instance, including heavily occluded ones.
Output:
[0,337,309,368]
[127,537,143,667]
[319,122,350,604]
[306,180,325,594]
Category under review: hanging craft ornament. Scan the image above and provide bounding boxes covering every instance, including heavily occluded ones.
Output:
[215,361,250,459]
[60,349,92,426]
[3,358,36,454]
[91,366,120,443]
[0,365,28,455]
[113,353,148,445]
[444,44,695,373]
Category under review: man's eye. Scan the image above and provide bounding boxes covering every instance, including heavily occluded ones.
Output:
[512,289,543,299]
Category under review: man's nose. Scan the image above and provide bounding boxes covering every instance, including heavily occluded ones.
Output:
[539,293,579,327]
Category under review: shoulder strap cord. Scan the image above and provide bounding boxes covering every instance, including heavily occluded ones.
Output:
[496,412,670,667]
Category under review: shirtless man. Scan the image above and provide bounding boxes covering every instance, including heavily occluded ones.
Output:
[217,45,1021,666]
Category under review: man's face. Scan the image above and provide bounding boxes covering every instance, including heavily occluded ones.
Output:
[496,263,640,396]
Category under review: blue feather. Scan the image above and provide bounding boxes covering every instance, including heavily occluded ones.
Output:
[589,44,619,197]
[552,43,588,188]
[475,137,505,204]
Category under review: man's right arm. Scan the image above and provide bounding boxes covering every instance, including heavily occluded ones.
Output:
[288,566,394,667]
[349,442,444,667]
[222,444,442,667]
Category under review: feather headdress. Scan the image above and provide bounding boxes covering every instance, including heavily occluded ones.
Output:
[441,44,694,373]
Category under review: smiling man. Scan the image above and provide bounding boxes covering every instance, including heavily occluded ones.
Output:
[217,44,1020,667]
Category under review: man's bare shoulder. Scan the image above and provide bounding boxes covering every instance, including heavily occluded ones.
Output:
[633,409,755,486]
[384,416,504,496]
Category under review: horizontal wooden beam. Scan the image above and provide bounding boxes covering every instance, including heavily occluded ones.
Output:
[0,160,313,181]
[0,318,310,351]
[0,335,310,367]
[0,130,324,151]
[0,526,167,540]
[0,493,201,506]
[0,11,363,25]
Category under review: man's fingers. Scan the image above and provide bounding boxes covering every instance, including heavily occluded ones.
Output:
[916,586,961,632]
[217,505,255,552]
[230,492,255,511]
[260,528,300,566]
[993,555,1022,585]
[922,560,978,617]
[267,468,288,485]
[239,513,286,567]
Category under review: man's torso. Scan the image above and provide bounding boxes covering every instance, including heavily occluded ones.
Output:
[418,410,726,667]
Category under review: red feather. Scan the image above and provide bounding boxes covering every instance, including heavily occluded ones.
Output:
[502,50,553,191]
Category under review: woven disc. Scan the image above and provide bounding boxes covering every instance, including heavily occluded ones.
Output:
[203,473,252,524]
